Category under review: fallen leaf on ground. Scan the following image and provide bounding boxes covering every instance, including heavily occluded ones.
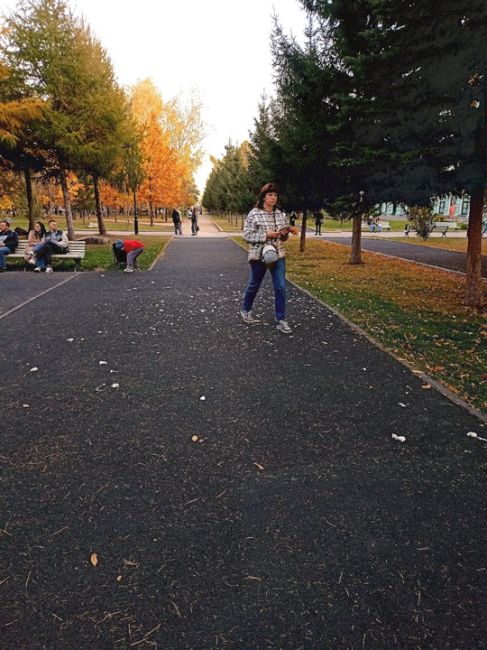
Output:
[90,553,98,567]
[191,435,199,442]
[421,384,432,390]
[254,463,265,471]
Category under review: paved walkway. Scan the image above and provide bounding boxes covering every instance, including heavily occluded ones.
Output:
[1,239,486,649]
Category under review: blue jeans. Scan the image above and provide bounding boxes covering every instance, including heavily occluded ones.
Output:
[242,258,286,321]
[0,245,11,269]
[33,241,54,268]
[127,247,144,267]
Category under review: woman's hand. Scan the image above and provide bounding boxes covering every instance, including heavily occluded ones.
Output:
[266,230,281,239]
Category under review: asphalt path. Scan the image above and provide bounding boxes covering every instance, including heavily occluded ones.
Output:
[323,236,487,278]
[1,238,486,649]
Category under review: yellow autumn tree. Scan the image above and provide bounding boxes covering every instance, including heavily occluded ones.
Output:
[129,79,204,220]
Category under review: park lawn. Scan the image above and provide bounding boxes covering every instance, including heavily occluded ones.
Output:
[6,235,169,272]
[317,218,408,232]
[2,215,173,232]
[388,236,487,254]
[210,214,408,233]
[209,213,244,232]
[235,236,486,413]
[82,235,169,271]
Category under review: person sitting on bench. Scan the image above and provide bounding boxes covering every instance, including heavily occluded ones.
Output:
[0,219,19,271]
[33,219,69,272]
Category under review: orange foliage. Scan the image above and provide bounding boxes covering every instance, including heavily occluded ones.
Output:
[130,79,201,208]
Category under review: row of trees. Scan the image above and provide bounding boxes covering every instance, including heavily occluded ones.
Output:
[0,0,203,238]
[203,0,487,308]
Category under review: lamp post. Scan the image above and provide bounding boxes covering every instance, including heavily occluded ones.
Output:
[133,189,139,235]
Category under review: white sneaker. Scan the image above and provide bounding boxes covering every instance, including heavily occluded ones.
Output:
[34,266,41,272]
[276,320,292,334]
[124,266,134,273]
[240,310,260,324]
[45,266,53,273]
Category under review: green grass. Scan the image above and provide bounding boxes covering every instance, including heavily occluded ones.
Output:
[2,215,173,232]
[208,213,244,232]
[6,235,170,272]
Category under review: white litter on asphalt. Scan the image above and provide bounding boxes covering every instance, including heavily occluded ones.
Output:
[99,361,108,365]
[200,396,206,401]
[66,338,74,342]
[398,403,407,408]
[111,383,120,389]
[391,434,406,443]
[30,367,38,372]
[467,432,487,442]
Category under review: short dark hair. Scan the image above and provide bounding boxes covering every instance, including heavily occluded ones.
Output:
[48,219,57,225]
[256,183,279,209]
[0,219,10,226]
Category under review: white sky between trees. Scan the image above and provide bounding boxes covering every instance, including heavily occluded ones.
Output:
[0,0,307,195]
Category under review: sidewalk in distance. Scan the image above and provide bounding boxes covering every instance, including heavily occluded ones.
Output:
[1,238,485,649]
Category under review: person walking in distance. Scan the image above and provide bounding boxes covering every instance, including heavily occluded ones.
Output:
[314,210,323,236]
[240,183,298,334]
[172,208,183,235]
[191,207,199,236]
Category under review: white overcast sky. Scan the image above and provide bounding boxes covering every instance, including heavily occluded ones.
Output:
[0,0,307,194]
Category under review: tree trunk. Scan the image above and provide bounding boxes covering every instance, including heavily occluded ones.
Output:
[350,214,363,264]
[149,201,154,227]
[59,167,75,240]
[23,165,34,230]
[93,174,107,236]
[300,209,307,252]
[465,185,484,308]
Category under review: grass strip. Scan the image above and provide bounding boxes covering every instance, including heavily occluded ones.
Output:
[6,235,169,272]
[387,237,487,254]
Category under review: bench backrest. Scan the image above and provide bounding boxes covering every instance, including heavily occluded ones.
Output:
[15,240,86,255]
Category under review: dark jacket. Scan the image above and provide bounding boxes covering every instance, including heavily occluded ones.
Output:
[0,229,19,252]
[172,209,181,224]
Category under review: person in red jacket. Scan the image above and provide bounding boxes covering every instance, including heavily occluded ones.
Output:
[114,239,144,273]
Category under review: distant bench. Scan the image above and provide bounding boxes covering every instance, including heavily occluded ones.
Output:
[362,221,391,232]
[404,222,462,237]
[8,240,86,271]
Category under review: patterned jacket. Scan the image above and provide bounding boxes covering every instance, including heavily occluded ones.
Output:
[243,207,289,261]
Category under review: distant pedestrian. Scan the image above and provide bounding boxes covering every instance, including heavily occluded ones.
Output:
[172,208,183,235]
[33,218,68,272]
[191,207,199,236]
[114,239,144,273]
[240,182,298,334]
[314,210,323,236]
[290,211,297,227]
[0,219,19,271]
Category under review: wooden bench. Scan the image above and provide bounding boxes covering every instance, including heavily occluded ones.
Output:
[362,220,391,232]
[431,222,449,237]
[7,240,86,271]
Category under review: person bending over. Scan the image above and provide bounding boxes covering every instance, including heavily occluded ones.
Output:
[114,239,145,273]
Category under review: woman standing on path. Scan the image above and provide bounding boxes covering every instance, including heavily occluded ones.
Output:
[240,183,298,334]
